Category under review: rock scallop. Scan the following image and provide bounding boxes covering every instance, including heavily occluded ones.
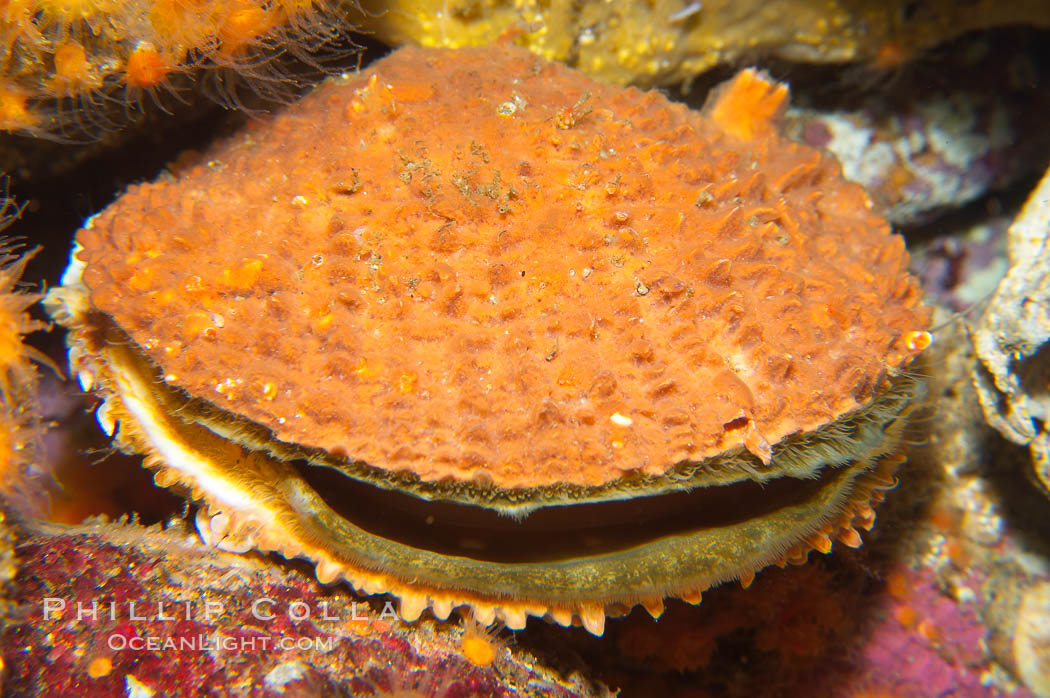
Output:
[46,45,931,635]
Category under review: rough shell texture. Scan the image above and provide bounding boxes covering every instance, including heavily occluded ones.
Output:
[77,45,928,490]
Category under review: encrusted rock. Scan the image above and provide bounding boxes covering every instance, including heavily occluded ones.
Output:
[971,164,1050,496]
[351,0,1050,87]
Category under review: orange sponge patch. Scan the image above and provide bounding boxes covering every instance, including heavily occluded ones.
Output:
[76,46,929,490]
[705,68,789,141]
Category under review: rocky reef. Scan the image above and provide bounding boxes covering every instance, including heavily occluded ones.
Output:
[0,5,1049,698]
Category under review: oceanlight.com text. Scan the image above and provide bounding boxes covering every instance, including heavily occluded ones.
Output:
[106,632,336,653]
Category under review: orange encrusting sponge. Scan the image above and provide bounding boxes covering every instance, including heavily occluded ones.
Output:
[77,45,930,491]
[706,68,789,142]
